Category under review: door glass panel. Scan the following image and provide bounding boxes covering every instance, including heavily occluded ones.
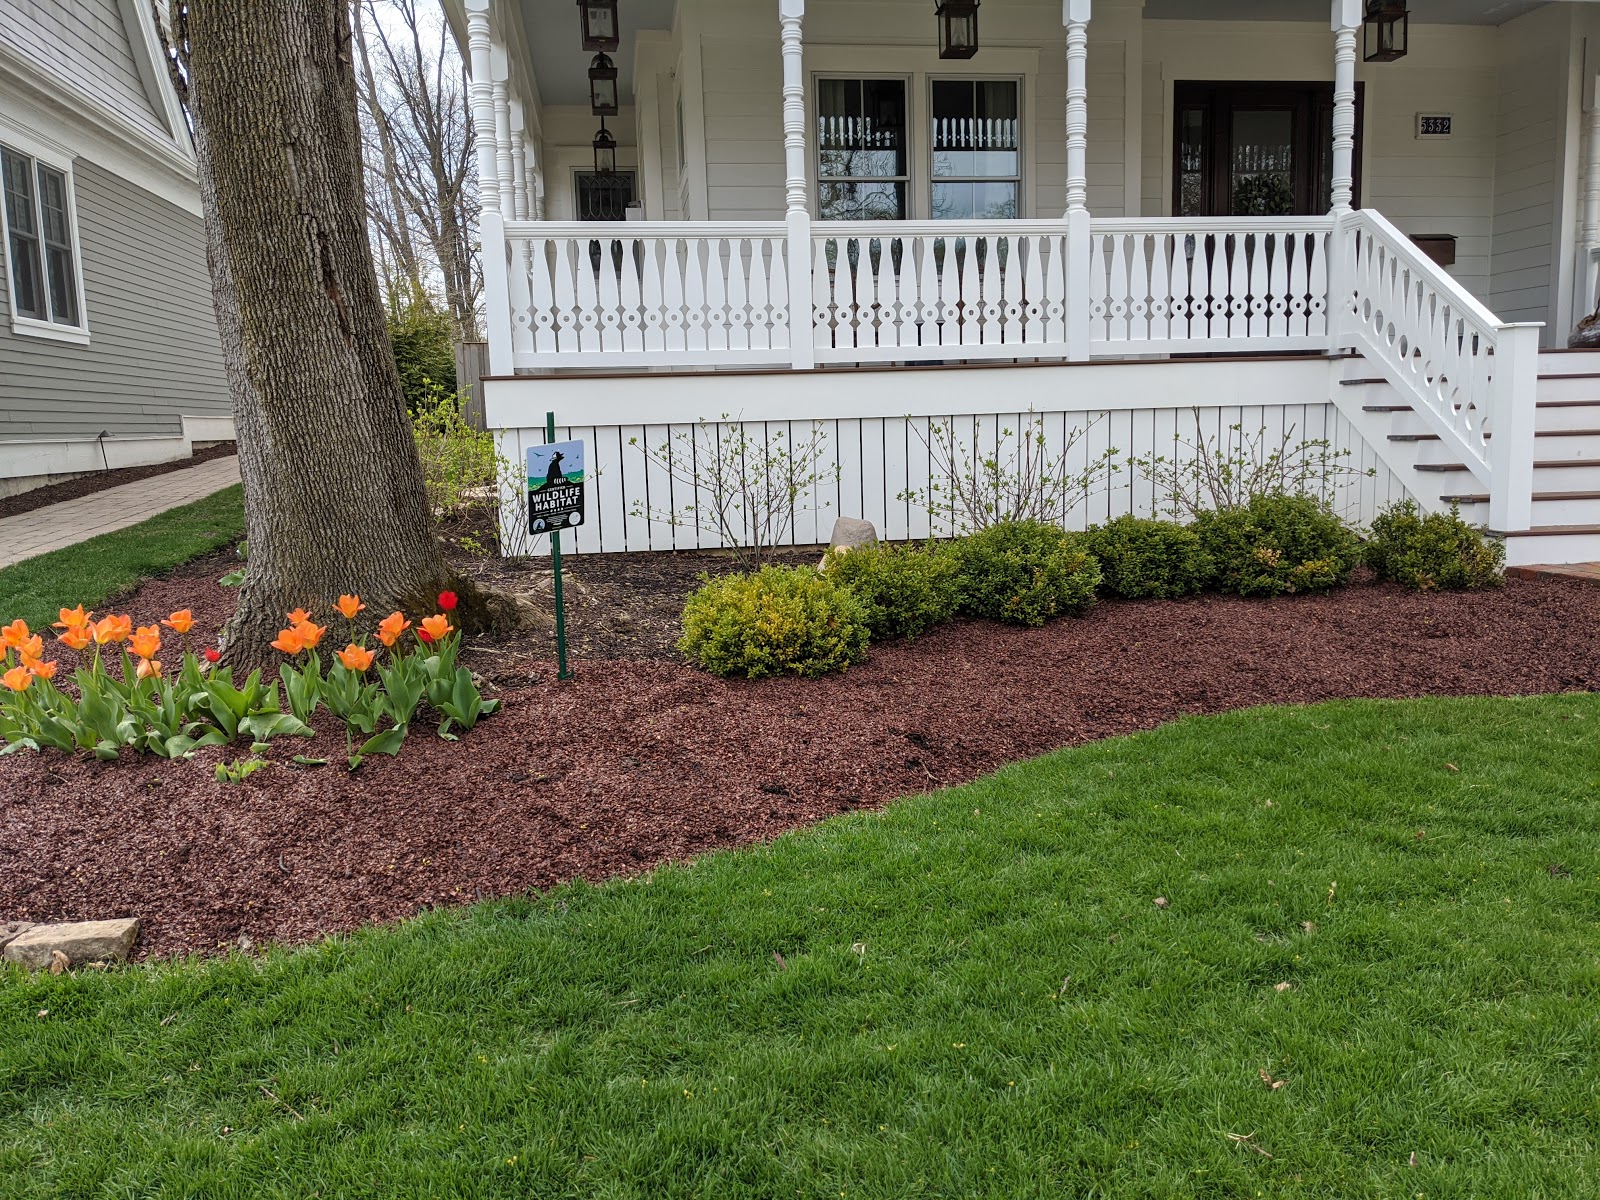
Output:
[1230,109,1294,216]
[1178,107,1205,217]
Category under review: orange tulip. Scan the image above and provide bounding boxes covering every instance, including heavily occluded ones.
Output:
[15,635,43,662]
[270,626,306,656]
[23,656,57,681]
[336,643,375,672]
[294,619,326,650]
[1,619,30,650]
[56,626,92,652]
[419,614,454,643]
[52,606,91,630]
[336,594,365,619]
[135,657,163,681]
[1,665,31,692]
[376,612,410,648]
[160,609,195,634]
[93,615,132,645]
[286,607,312,627]
[129,626,162,661]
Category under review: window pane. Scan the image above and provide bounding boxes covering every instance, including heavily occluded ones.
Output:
[817,78,905,179]
[1,148,44,319]
[932,181,1017,220]
[1178,107,1205,216]
[819,180,905,221]
[1230,109,1295,216]
[36,165,78,326]
[933,79,1018,178]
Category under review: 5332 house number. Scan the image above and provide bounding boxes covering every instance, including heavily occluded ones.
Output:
[1416,113,1453,138]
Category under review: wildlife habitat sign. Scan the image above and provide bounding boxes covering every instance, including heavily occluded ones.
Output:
[526,440,586,534]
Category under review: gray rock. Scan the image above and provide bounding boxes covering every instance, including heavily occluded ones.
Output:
[0,921,34,953]
[828,517,879,553]
[3,918,140,969]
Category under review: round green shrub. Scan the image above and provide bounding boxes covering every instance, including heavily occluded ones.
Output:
[951,519,1102,626]
[679,565,870,678]
[1083,515,1215,599]
[1193,494,1360,597]
[1365,500,1505,591]
[823,541,959,640]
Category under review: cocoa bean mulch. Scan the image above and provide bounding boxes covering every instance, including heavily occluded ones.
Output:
[0,442,238,520]
[1,557,1596,961]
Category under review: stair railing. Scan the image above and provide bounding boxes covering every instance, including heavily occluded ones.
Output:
[1334,209,1540,531]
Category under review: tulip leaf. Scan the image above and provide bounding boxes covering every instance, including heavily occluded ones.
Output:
[358,726,407,757]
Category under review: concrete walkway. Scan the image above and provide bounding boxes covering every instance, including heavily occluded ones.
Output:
[0,456,241,570]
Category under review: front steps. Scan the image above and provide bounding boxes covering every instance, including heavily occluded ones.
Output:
[1336,350,1600,567]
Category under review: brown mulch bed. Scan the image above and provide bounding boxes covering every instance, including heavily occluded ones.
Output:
[0,442,238,520]
[1,556,1597,961]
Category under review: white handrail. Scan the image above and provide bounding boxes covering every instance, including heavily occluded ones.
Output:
[1092,215,1337,234]
[504,220,787,238]
[1345,209,1502,332]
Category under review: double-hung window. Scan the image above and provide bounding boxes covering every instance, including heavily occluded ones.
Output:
[931,79,1019,219]
[1,140,85,338]
[816,78,908,221]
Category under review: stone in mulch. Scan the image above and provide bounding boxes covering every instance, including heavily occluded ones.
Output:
[2,918,139,969]
[829,516,879,552]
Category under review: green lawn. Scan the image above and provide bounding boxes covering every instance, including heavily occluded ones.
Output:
[0,486,245,630]
[2,694,1597,1198]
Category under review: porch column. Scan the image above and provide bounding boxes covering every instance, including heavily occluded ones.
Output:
[465,0,514,375]
[510,100,530,220]
[1064,0,1091,361]
[781,0,814,369]
[491,48,518,220]
[1329,0,1359,214]
[1578,72,1600,319]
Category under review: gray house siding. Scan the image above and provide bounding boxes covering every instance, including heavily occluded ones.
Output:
[0,160,229,442]
[0,0,169,143]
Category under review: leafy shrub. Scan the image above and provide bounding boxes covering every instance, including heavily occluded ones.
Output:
[1083,516,1215,599]
[823,542,959,640]
[1365,501,1505,591]
[679,566,870,678]
[388,293,457,411]
[1193,494,1360,597]
[411,382,497,515]
[950,519,1102,627]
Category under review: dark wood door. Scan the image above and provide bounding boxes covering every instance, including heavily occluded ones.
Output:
[1173,81,1362,217]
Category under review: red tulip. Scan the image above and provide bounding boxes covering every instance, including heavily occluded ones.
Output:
[203,647,222,663]
[417,628,435,645]
[438,590,459,611]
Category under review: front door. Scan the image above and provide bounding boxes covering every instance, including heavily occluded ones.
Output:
[1173,81,1362,217]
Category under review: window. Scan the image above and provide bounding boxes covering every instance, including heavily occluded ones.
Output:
[816,78,907,220]
[931,79,1019,219]
[575,171,636,221]
[1,142,84,334]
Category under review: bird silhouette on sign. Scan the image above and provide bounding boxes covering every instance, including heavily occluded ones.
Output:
[537,451,568,491]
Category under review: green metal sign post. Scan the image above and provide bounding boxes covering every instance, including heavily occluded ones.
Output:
[543,411,573,680]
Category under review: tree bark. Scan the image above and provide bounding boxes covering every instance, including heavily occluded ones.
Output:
[182,1,502,657]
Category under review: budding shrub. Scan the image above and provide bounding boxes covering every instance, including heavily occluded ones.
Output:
[679,565,871,678]
[823,542,959,639]
[1365,500,1504,591]
[950,519,1102,627]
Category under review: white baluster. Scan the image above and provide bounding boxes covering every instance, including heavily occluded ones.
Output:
[619,237,644,353]
[663,237,687,352]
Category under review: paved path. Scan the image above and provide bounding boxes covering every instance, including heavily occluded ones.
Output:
[0,456,241,570]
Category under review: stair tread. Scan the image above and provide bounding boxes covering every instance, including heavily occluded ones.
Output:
[1390,430,1600,441]
[1417,459,1600,472]
[1360,402,1600,413]
[1440,491,1600,503]
[1499,524,1600,536]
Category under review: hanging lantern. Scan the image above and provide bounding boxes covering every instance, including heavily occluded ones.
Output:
[577,0,619,52]
[1363,1,1408,62]
[588,52,619,115]
[936,0,979,60]
[593,122,617,175]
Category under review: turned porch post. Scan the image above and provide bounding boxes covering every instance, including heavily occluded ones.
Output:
[780,0,814,369]
[1576,71,1600,321]
[465,0,513,374]
[1325,0,1361,352]
[1064,0,1091,361]
[510,99,530,220]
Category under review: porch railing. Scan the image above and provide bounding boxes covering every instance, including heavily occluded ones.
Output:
[492,209,1539,530]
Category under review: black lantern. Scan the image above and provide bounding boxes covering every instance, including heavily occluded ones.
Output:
[588,52,619,115]
[1363,1,1408,62]
[577,0,619,52]
[937,0,979,60]
[593,121,617,175]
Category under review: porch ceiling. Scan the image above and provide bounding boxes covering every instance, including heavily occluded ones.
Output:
[1142,0,1550,24]
[520,0,675,108]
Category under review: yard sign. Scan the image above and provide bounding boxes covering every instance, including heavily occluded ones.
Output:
[526,439,586,534]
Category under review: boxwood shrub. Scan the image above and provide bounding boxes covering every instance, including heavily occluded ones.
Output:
[824,541,959,639]
[950,519,1102,626]
[1083,515,1215,599]
[1365,500,1505,590]
[679,565,870,678]
[1193,494,1360,597]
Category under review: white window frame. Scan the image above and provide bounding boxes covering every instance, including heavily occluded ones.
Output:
[813,74,915,222]
[0,123,90,346]
[927,75,1026,222]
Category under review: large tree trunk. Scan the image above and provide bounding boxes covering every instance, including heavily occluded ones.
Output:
[182,1,501,656]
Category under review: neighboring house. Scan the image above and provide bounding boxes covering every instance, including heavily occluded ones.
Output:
[0,0,231,498]
[456,0,1600,566]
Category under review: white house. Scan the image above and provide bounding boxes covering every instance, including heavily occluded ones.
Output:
[0,0,233,497]
[451,0,1600,565]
